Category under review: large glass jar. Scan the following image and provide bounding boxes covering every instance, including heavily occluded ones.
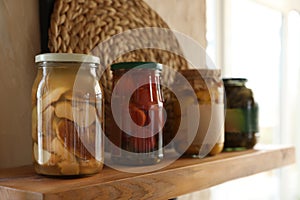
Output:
[223,78,259,150]
[173,69,224,157]
[32,53,104,176]
[109,62,164,165]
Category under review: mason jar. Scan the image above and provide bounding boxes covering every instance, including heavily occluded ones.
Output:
[109,62,164,165]
[223,78,259,150]
[173,69,225,157]
[32,53,104,176]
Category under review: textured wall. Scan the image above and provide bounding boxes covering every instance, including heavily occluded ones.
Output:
[0,0,40,168]
[145,0,207,48]
[0,0,206,168]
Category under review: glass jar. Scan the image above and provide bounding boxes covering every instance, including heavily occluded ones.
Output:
[109,62,164,165]
[223,78,259,150]
[32,53,104,176]
[173,69,224,157]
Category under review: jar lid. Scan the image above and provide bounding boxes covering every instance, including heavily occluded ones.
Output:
[35,53,100,64]
[111,62,162,71]
[223,78,248,85]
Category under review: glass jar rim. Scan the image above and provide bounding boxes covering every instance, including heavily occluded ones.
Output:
[35,53,100,64]
[111,62,162,71]
[179,69,221,79]
[222,78,248,84]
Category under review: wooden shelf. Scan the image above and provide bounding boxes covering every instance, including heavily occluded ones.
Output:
[0,145,295,200]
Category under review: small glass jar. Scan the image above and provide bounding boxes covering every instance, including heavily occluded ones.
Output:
[173,69,225,157]
[32,53,104,176]
[109,62,164,165]
[223,78,259,150]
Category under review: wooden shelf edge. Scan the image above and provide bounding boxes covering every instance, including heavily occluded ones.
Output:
[0,145,296,200]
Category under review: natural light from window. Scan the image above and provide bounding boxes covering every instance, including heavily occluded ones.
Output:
[205,0,300,199]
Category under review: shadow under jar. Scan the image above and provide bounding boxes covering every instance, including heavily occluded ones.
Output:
[223,78,259,150]
[109,62,164,166]
[32,53,104,176]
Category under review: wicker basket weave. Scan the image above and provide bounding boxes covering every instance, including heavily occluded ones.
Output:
[48,0,188,145]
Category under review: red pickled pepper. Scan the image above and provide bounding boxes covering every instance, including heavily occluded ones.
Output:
[110,62,164,158]
[129,103,147,126]
[129,136,157,153]
[131,83,159,109]
[121,129,157,153]
[123,83,161,153]
[130,84,164,129]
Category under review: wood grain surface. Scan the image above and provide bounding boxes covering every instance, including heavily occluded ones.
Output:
[0,145,295,200]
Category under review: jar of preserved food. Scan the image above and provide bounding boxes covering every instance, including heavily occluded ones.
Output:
[32,53,104,176]
[223,78,259,150]
[109,62,164,165]
[173,69,224,157]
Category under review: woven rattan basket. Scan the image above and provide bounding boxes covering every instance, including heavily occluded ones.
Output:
[48,0,188,146]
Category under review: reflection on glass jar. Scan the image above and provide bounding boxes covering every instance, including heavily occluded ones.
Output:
[109,62,164,165]
[173,69,225,157]
[223,78,259,150]
[32,53,104,176]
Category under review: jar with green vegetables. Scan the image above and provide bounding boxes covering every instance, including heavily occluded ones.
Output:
[223,78,259,150]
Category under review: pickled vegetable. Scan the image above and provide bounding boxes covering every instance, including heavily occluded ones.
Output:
[33,53,104,176]
[223,78,259,150]
[110,62,164,165]
[173,69,224,157]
